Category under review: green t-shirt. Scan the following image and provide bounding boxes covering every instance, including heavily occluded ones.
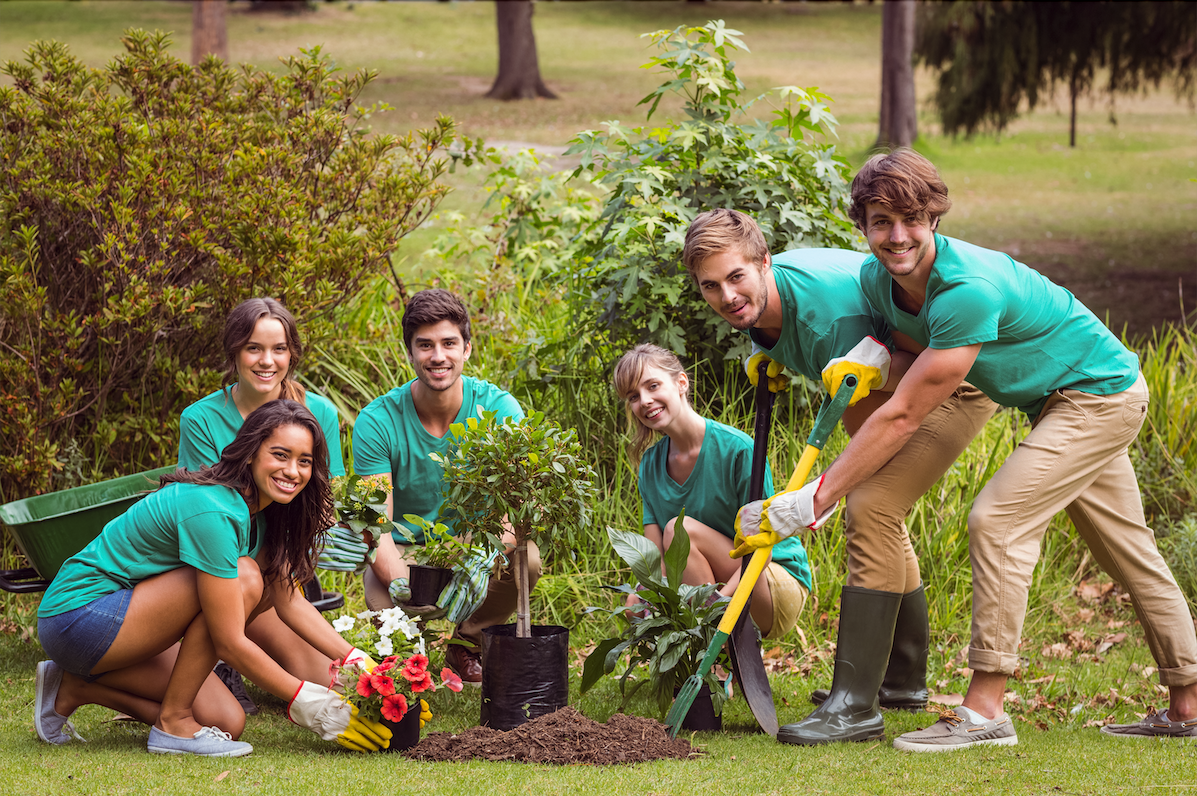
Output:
[859,234,1139,417]
[638,419,812,591]
[747,249,892,381]
[178,387,345,477]
[39,483,260,617]
[353,376,525,543]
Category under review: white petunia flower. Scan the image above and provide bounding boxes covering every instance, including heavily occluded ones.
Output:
[356,609,377,620]
[332,615,355,633]
[375,635,394,657]
[396,617,421,639]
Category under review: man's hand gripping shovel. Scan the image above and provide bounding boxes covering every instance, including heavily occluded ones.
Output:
[663,371,857,738]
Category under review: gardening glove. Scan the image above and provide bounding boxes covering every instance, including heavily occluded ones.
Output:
[317,523,374,574]
[288,681,392,752]
[745,344,788,393]
[731,476,838,558]
[342,647,377,671]
[821,336,891,407]
[418,699,432,729]
[388,577,411,605]
[731,499,782,559]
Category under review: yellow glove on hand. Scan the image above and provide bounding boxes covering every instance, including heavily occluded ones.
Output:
[746,349,788,393]
[731,498,782,559]
[821,336,891,406]
[289,681,392,752]
[418,699,432,730]
[336,703,392,752]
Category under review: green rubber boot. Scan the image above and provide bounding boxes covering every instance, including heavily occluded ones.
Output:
[810,584,930,711]
[778,586,901,745]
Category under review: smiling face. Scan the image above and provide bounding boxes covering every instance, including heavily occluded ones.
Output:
[693,249,770,331]
[864,203,938,279]
[624,364,688,433]
[249,423,313,510]
[236,317,291,402]
[408,319,471,393]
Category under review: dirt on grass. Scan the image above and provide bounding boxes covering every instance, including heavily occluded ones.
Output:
[404,706,697,765]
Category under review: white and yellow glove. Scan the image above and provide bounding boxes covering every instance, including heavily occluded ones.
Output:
[821,336,891,406]
[730,476,838,559]
[288,681,392,752]
[745,344,788,393]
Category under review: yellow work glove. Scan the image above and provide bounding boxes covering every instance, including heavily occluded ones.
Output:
[288,681,392,752]
[821,336,891,406]
[731,499,782,559]
[336,705,393,752]
[418,699,432,729]
[746,347,788,393]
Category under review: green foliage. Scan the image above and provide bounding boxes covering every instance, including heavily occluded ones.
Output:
[1160,514,1197,613]
[400,514,484,570]
[581,522,728,719]
[563,20,859,364]
[916,1,1197,143]
[0,30,474,502]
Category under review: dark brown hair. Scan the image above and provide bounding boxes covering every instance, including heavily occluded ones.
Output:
[222,298,306,403]
[160,399,331,589]
[402,289,472,352]
[848,148,951,230]
[682,209,769,278]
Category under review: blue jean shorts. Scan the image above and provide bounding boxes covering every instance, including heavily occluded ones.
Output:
[38,589,132,682]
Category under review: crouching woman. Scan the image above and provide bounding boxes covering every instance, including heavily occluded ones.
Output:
[34,400,389,756]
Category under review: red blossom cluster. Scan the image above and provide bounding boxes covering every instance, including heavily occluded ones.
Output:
[351,654,464,723]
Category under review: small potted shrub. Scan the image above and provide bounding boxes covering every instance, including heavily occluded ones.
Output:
[432,410,597,729]
[400,515,484,606]
[581,521,730,730]
[325,474,396,571]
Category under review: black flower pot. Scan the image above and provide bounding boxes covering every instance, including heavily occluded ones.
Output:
[479,624,569,730]
[681,682,722,732]
[408,565,452,605]
[379,698,421,752]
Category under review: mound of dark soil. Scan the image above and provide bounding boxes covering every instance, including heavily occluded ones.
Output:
[404,707,696,765]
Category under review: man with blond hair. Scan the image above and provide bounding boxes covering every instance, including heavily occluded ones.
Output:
[682,208,996,745]
[735,149,1197,749]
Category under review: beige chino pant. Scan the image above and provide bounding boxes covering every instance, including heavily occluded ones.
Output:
[844,383,998,593]
[967,374,1197,685]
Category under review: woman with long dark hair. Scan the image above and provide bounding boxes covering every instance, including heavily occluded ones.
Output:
[35,401,388,756]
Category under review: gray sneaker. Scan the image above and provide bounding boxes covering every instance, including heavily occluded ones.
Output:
[34,661,85,745]
[893,707,1018,752]
[148,725,253,757]
[1100,710,1197,739]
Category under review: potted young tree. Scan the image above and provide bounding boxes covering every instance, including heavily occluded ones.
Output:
[431,410,597,729]
[400,515,485,606]
[581,520,730,730]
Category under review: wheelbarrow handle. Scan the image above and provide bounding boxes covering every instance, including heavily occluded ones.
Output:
[0,567,50,594]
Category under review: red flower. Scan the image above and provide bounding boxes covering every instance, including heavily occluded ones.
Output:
[356,672,375,698]
[381,693,408,723]
[373,658,395,674]
[370,673,397,696]
[440,667,463,693]
[401,654,429,683]
[410,671,435,693]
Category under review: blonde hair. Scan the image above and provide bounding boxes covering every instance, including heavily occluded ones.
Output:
[682,208,769,278]
[612,344,689,465]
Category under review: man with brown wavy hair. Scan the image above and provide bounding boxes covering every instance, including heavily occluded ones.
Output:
[736,149,1197,750]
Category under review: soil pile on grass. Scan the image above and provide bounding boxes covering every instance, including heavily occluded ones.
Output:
[405,707,695,764]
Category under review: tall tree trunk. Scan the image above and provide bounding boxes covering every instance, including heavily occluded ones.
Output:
[191,0,228,65]
[877,0,917,149]
[1069,70,1079,148]
[514,541,531,638]
[486,0,557,101]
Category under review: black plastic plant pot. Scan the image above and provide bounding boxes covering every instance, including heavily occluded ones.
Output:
[681,682,723,732]
[408,565,452,606]
[479,624,569,730]
[379,701,421,752]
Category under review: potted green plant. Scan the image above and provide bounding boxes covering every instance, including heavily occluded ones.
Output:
[325,474,397,571]
[431,410,597,729]
[581,520,730,730]
[400,515,485,606]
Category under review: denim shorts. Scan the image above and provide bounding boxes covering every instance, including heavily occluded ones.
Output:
[38,589,132,682]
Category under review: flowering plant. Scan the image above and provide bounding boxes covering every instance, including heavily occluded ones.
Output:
[330,607,463,725]
[327,474,397,567]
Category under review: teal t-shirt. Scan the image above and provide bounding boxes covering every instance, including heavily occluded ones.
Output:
[859,234,1139,417]
[353,376,525,543]
[638,419,812,591]
[747,249,893,381]
[178,387,345,478]
[38,483,260,617]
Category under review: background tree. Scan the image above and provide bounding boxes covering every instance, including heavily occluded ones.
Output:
[916,1,1197,147]
[486,0,557,101]
[877,0,917,149]
[191,0,227,64]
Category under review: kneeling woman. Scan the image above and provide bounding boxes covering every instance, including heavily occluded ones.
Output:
[613,344,811,640]
[35,401,388,756]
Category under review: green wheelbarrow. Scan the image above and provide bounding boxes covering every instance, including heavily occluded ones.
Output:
[0,467,344,612]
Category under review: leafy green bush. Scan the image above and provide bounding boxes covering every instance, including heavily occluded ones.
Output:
[564,20,860,364]
[1160,514,1197,613]
[0,30,474,502]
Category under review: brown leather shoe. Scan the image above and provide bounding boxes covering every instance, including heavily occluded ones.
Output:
[445,643,483,685]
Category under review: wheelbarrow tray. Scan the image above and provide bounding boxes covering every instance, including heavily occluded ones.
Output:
[0,466,175,589]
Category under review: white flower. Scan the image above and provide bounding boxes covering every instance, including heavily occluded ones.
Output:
[375,635,394,657]
[356,609,377,620]
[332,615,355,633]
[396,617,421,639]
[418,636,426,656]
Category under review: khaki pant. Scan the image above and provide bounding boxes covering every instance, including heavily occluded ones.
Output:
[967,374,1197,686]
[844,383,998,593]
[365,542,542,652]
[762,562,808,641]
